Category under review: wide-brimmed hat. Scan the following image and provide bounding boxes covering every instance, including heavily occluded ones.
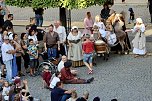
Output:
[136,18,143,24]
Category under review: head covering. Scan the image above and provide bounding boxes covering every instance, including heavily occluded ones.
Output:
[71,26,78,30]
[85,34,90,38]
[64,61,72,68]
[136,18,143,24]
[93,97,100,101]
[14,78,21,84]
[3,35,9,40]
[43,65,49,70]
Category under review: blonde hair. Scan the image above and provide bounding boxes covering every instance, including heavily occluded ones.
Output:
[95,15,101,22]
[71,91,77,99]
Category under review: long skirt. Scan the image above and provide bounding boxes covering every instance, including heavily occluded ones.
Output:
[68,41,83,67]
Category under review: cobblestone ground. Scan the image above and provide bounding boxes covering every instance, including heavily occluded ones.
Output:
[13,26,152,101]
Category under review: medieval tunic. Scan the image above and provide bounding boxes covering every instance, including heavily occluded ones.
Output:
[67,31,83,67]
[132,24,146,55]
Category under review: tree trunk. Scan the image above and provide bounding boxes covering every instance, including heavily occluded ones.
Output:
[59,7,67,29]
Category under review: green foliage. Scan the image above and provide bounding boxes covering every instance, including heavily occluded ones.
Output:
[6,0,107,9]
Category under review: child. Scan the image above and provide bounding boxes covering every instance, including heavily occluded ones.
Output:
[28,39,38,77]
[67,91,78,101]
[50,72,61,89]
[92,25,101,41]
[128,8,135,24]
[82,34,94,74]
[42,65,52,89]
[2,81,10,101]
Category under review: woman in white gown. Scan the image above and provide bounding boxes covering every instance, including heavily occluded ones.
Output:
[132,18,146,57]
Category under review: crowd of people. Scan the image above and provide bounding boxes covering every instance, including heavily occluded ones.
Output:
[0,0,148,100]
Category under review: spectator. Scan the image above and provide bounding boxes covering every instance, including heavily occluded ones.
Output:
[0,0,10,27]
[2,81,10,100]
[42,65,52,88]
[28,39,38,76]
[148,0,152,23]
[60,61,94,84]
[28,29,38,45]
[43,24,60,60]
[50,72,61,89]
[83,12,94,35]
[3,14,13,31]
[12,33,24,77]
[128,8,135,24]
[51,81,75,101]
[93,97,100,101]
[1,35,15,82]
[7,26,14,40]
[54,20,67,56]
[67,91,78,101]
[0,26,5,78]
[76,91,89,101]
[29,17,37,30]
[100,3,110,21]
[57,55,77,75]
[20,33,30,73]
[82,34,94,74]
[33,8,44,27]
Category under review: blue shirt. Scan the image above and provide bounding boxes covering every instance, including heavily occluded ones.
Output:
[51,87,65,101]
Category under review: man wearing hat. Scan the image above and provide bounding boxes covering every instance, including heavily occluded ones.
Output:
[1,35,15,82]
[60,61,94,84]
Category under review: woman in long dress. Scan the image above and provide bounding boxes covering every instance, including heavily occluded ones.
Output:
[83,12,94,35]
[132,18,146,57]
[67,26,83,67]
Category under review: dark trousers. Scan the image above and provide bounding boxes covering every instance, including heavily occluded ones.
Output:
[22,53,29,69]
[16,56,21,72]
[58,44,66,56]
[60,94,71,101]
[0,15,4,27]
[64,79,86,84]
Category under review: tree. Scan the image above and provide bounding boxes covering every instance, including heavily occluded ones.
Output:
[6,0,113,28]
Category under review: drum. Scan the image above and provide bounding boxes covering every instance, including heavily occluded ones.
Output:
[94,40,107,53]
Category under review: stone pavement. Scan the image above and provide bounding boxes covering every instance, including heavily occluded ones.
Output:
[13,26,152,101]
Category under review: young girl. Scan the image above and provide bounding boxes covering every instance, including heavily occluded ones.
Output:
[2,81,10,101]
[82,34,94,74]
[92,25,101,41]
[67,91,78,101]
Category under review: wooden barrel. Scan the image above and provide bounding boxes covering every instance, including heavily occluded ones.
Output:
[94,40,107,53]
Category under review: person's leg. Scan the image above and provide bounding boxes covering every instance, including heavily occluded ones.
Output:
[52,48,57,58]
[59,44,66,56]
[4,60,12,82]
[39,16,43,27]
[0,15,4,27]
[0,56,5,76]
[83,54,92,72]
[47,48,51,60]
[16,56,22,76]
[22,53,29,72]
[60,94,71,101]
[35,14,39,27]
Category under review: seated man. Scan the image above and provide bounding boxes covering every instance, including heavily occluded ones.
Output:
[60,61,94,84]
[51,81,75,101]
[58,55,77,75]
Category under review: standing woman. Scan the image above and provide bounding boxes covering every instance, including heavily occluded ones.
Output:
[132,18,146,57]
[67,26,83,67]
[12,34,25,76]
[83,12,94,35]
[20,33,29,73]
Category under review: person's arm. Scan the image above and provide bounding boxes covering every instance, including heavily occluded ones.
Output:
[57,34,60,50]
[22,80,29,92]
[43,34,47,51]
[62,27,67,43]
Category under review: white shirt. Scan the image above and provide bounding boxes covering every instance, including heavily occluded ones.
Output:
[8,32,13,40]
[2,86,10,96]
[1,42,14,62]
[28,35,38,44]
[54,26,66,43]
[57,60,64,72]
[0,34,3,46]
[50,77,60,89]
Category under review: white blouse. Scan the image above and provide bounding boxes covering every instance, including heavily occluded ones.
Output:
[67,31,83,40]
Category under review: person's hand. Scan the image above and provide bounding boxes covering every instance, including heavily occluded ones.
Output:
[35,56,38,59]
[74,77,78,80]
[58,47,60,51]
[44,47,47,52]
[23,79,28,84]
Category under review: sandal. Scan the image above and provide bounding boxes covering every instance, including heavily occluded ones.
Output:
[88,70,93,74]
